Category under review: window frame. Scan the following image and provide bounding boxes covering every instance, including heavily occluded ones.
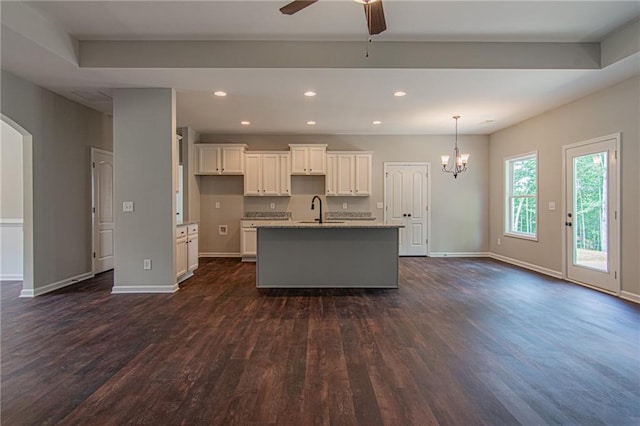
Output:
[504,151,538,241]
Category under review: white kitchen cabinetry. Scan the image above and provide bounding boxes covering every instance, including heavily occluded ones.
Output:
[176,224,198,282]
[195,144,247,175]
[187,224,199,272]
[289,144,327,175]
[176,225,188,278]
[325,152,372,196]
[241,227,257,258]
[244,152,291,196]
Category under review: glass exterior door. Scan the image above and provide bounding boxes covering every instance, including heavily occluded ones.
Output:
[565,137,618,294]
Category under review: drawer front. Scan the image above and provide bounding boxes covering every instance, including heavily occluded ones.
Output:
[188,224,198,235]
[177,226,187,238]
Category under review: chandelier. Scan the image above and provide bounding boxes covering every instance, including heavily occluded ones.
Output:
[441,115,469,179]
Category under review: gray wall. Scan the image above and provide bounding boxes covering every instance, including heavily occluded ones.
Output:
[0,71,112,291]
[489,76,640,296]
[113,88,177,292]
[197,134,490,255]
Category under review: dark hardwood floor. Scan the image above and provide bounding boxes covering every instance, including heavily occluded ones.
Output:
[1,257,639,425]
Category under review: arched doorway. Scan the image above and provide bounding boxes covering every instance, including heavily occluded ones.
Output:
[1,114,34,296]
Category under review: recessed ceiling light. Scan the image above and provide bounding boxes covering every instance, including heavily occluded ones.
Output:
[393,91,406,97]
[306,121,316,125]
[372,120,382,125]
[213,91,227,97]
[304,91,316,97]
[241,121,250,125]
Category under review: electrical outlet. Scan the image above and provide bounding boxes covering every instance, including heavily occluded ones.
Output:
[377,202,384,209]
[548,201,556,211]
[342,202,347,209]
[497,238,502,246]
[270,202,276,209]
[219,225,228,235]
[143,259,152,270]
[123,201,134,212]
[215,201,220,209]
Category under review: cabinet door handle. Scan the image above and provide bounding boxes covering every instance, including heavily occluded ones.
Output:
[403,214,407,217]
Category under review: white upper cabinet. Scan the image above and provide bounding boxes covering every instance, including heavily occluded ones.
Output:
[244,152,291,196]
[289,144,327,175]
[325,152,372,196]
[354,153,372,195]
[195,144,246,175]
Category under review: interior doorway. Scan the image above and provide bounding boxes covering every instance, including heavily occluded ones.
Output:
[563,134,620,295]
[383,162,430,256]
[91,148,114,274]
[1,114,34,296]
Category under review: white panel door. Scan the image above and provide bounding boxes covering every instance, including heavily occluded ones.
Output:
[565,135,619,294]
[92,149,114,273]
[384,163,428,256]
[197,145,220,174]
[279,154,291,196]
[308,146,326,174]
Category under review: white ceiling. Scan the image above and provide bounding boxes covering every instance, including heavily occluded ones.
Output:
[2,0,639,135]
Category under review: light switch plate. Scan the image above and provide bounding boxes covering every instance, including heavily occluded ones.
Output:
[377,202,384,209]
[143,259,151,270]
[548,202,556,211]
[270,202,276,209]
[123,201,134,212]
[342,202,348,209]
[215,202,220,209]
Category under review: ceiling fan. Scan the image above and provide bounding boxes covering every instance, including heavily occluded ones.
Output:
[279,0,387,36]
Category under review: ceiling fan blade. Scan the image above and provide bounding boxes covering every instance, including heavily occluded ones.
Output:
[364,0,387,35]
[279,0,318,15]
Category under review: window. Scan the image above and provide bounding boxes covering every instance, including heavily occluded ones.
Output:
[505,152,537,240]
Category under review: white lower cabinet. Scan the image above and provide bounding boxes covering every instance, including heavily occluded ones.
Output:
[176,226,188,278]
[176,224,198,283]
[241,227,257,258]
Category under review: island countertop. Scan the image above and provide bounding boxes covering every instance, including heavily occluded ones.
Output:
[253,221,403,229]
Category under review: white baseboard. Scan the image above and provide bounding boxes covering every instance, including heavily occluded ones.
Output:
[429,252,490,258]
[19,271,93,297]
[199,252,241,258]
[620,291,640,304]
[111,284,179,294]
[1,274,23,281]
[490,253,563,279]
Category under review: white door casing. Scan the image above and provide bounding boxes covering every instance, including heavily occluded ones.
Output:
[92,148,114,274]
[563,134,620,295]
[384,163,430,256]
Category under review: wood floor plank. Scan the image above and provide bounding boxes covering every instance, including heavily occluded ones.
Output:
[2,257,639,425]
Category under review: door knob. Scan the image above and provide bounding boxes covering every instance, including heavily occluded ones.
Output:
[565,221,572,227]
[403,214,407,217]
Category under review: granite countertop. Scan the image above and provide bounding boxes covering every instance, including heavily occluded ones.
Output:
[254,221,402,229]
[242,212,292,220]
[326,212,377,221]
[177,221,199,226]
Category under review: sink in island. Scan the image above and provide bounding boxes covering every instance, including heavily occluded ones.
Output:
[255,221,403,289]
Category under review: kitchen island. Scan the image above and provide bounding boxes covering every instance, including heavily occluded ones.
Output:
[255,222,402,289]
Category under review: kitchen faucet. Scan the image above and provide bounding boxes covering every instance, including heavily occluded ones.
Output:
[311,195,323,224]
